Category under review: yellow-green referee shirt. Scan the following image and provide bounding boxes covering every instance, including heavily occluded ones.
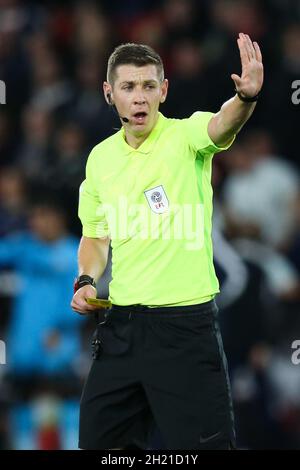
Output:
[79,111,235,306]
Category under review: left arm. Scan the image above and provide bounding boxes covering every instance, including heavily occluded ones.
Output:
[208,33,264,147]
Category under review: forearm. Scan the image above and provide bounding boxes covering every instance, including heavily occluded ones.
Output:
[208,33,263,147]
[211,95,256,146]
[78,235,110,281]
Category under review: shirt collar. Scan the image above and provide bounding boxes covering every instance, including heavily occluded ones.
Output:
[118,112,165,156]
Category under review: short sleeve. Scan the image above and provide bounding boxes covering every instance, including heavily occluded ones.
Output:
[183,111,235,157]
[78,152,110,238]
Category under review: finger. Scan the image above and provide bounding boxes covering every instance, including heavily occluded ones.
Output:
[71,298,97,312]
[71,303,97,315]
[237,37,249,67]
[73,291,97,308]
[253,41,262,62]
[231,73,242,89]
[240,33,252,61]
[245,34,256,59]
[71,305,89,315]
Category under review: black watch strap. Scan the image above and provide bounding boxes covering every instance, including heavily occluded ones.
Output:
[74,275,96,293]
[235,89,260,102]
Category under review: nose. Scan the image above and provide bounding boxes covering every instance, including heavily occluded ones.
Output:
[133,89,146,105]
[134,97,146,105]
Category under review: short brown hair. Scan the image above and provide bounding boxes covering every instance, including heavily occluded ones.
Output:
[107,43,164,85]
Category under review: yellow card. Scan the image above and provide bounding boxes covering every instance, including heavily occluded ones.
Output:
[86,298,112,309]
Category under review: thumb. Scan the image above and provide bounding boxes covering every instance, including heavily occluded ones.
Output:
[231,74,242,90]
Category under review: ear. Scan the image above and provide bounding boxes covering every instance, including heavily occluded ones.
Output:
[160,79,168,103]
[103,81,113,105]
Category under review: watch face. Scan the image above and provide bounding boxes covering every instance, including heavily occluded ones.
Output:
[78,275,94,283]
[74,276,96,293]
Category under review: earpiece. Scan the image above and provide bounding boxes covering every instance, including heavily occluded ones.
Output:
[106,91,129,123]
[106,92,112,105]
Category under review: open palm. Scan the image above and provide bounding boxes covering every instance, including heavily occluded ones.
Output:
[232,33,264,99]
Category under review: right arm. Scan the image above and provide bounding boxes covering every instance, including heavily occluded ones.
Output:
[74,146,111,314]
[71,235,110,315]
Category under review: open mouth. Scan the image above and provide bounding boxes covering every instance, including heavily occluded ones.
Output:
[132,112,147,123]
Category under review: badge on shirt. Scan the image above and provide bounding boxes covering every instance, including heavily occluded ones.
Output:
[144,185,169,214]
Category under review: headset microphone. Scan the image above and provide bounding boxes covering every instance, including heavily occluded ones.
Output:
[106,93,129,123]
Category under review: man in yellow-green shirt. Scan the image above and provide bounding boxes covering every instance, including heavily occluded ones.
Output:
[71,37,263,450]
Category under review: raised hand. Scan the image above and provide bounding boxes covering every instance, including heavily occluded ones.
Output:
[231,33,264,99]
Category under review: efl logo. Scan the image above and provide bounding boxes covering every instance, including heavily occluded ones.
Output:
[0,80,6,104]
[0,340,6,365]
[291,340,300,365]
[291,80,300,105]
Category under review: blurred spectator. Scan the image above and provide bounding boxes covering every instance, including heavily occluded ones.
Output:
[213,227,248,310]
[231,343,287,449]
[263,23,300,163]
[71,56,118,145]
[29,50,74,114]
[16,105,54,182]
[231,238,300,302]
[222,131,299,250]
[42,121,88,235]
[209,0,266,39]
[0,111,17,166]
[0,0,46,36]
[47,121,87,192]
[267,345,300,448]
[0,202,83,378]
[163,0,205,44]
[162,39,208,117]
[0,0,47,112]
[119,10,164,49]
[9,396,80,450]
[72,2,112,59]
[287,194,300,276]
[0,167,28,236]
[202,0,268,112]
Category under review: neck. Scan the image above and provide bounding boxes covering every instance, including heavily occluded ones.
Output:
[125,130,151,149]
[124,113,159,149]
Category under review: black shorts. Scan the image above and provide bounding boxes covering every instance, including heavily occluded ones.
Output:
[79,299,236,450]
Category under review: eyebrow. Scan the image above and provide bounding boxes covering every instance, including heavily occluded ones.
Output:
[119,79,158,86]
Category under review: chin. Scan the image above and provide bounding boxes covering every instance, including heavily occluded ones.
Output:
[132,123,149,134]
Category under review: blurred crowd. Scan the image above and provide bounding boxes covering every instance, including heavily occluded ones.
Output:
[0,0,300,450]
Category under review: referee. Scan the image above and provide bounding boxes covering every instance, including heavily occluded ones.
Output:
[71,34,263,450]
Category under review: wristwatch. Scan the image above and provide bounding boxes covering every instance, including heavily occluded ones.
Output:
[235,88,260,102]
[74,274,96,293]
